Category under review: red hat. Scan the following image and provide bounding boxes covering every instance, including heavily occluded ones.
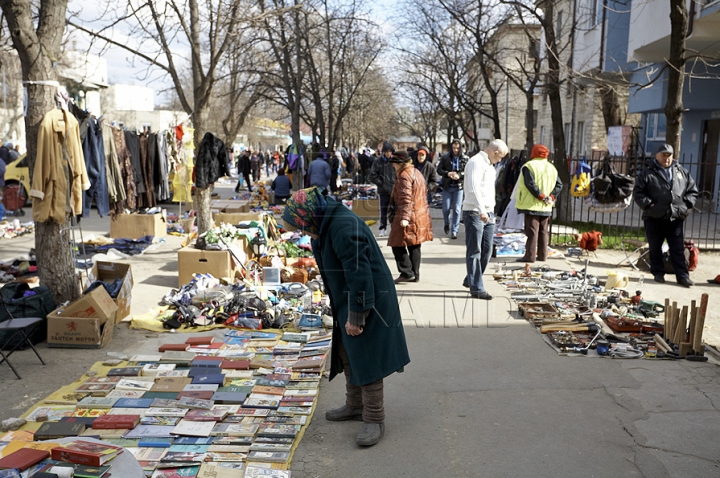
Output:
[531,144,549,159]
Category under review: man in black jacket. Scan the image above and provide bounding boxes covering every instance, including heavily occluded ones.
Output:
[633,144,699,287]
[369,142,396,236]
[414,145,438,205]
[236,150,252,192]
[436,139,468,239]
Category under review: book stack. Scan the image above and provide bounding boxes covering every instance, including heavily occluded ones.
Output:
[17,331,330,475]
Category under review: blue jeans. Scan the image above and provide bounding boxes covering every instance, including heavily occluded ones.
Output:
[463,210,495,294]
[442,185,464,235]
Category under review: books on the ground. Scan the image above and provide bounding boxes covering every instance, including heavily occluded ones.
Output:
[140,415,181,426]
[244,465,291,477]
[116,379,155,392]
[183,409,228,422]
[204,451,248,462]
[92,414,140,429]
[159,343,190,352]
[253,386,286,396]
[143,363,177,376]
[160,351,197,365]
[171,419,216,437]
[76,397,119,409]
[122,425,177,439]
[177,396,214,409]
[191,374,226,385]
[0,448,50,470]
[150,398,182,408]
[256,424,301,438]
[210,423,258,437]
[197,462,246,478]
[184,384,220,392]
[72,463,113,478]
[80,428,129,439]
[152,377,192,393]
[211,436,254,446]
[106,390,146,399]
[138,437,174,447]
[51,440,123,466]
[113,398,153,408]
[156,369,191,378]
[107,367,144,377]
[145,408,188,417]
[34,421,86,440]
[211,392,248,404]
[220,360,250,370]
[246,450,290,463]
[249,442,292,453]
[177,390,215,400]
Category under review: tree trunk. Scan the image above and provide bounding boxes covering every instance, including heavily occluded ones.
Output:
[600,84,623,131]
[665,0,688,154]
[193,107,214,234]
[1,0,76,304]
[525,90,535,152]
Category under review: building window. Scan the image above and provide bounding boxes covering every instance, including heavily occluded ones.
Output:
[540,125,546,145]
[142,123,152,133]
[532,110,538,129]
[646,113,666,141]
[556,10,564,37]
[565,123,572,153]
[589,0,603,27]
[577,121,586,156]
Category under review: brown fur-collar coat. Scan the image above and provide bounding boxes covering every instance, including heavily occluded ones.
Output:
[388,165,433,247]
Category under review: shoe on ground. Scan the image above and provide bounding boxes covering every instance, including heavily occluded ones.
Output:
[472,291,493,300]
[515,258,534,263]
[653,274,666,283]
[444,224,450,234]
[394,275,416,284]
[325,405,363,422]
[357,422,385,446]
[378,227,386,237]
[462,280,469,288]
[678,277,694,287]
[451,234,458,240]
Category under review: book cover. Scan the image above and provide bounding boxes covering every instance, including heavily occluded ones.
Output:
[116,379,155,392]
[253,385,286,395]
[150,398,181,408]
[183,384,219,392]
[0,448,50,470]
[204,451,248,462]
[210,392,248,404]
[143,363,177,376]
[160,351,197,364]
[159,343,190,352]
[188,367,222,377]
[189,359,223,369]
[279,401,314,408]
[241,398,280,410]
[140,415,181,426]
[141,392,180,400]
[171,419,216,437]
[145,408,188,417]
[207,444,250,453]
[244,465,291,477]
[289,358,325,370]
[280,395,316,403]
[80,428,129,439]
[130,353,163,362]
[113,398,154,408]
[256,378,290,388]
[34,421,86,440]
[222,369,254,380]
[160,450,208,463]
[0,429,35,442]
[106,390,146,399]
[183,409,228,421]
[211,404,240,414]
[59,416,98,426]
[276,406,312,415]
[197,462,246,478]
[74,382,117,396]
[285,380,320,390]
[73,408,110,418]
[172,436,214,445]
[264,415,307,425]
[177,390,215,400]
[281,332,310,343]
[283,389,317,397]
[191,374,226,385]
[253,436,294,444]
[185,336,215,345]
[220,360,250,370]
[76,397,119,409]
[211,436,254,446]
[249,442,292,453]
[107,367,144,377]
[25,406,76,422]
[224,408,270,418]
[177,396,214,410]
[156,370,191,378]
[210,423,258,437]
[122,425,177,439]
[256,424,301,438]
[138,436,174,447]
[50,440,123,466]
[131,446,168,461]
[247,393,283,402]
[92,414,140,429]
[73,464,112,478]
[216,385,254,395]
[246,450,290,463]
[152,378,192,393]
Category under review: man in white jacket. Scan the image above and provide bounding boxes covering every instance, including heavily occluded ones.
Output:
[461,139,508,300]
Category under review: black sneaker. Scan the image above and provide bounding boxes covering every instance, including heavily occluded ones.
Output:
[451,234,458,240]
[678,277,694,287]
[444,224,450,234]
[472,291,493,300]
[653,274,666,283]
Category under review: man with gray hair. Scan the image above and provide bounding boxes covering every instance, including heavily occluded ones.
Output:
[461,139,508,299]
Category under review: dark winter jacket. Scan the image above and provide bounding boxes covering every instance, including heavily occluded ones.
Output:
[195,132,229,188]
[369,156,396,195]
[307,157,331,188]
[437,150,469,190]
[313,199,411,386]
[634,159,699,221]
[414,159,439,193]
[237,152,251,175]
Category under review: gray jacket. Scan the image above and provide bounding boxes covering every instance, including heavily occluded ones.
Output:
[369,156,396,195]
[633,160,699,221]
[307,158,331,188]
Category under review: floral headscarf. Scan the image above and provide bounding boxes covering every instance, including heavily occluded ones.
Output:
[282,187,327,237]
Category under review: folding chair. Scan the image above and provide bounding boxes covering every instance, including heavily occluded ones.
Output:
[617,238,651,271]
[0,298,46,379]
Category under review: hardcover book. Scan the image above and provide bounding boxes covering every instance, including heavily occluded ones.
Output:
[246,450,290,463]
[279,401,314,408]
[197,462,246,478]
[276,406,312,415]
[204,451,248,462]
[140,415,181,426]
[130,446,168,461]
[188,367,222,377]
[152,378,193,393]
[160,351,197,364]
[107,408,147,416]
[241,398,280,410]
[211,436,254,446]
[283,389,317,397]
[183,409,228,422]
[73,408,109,418]
[210,423,258,437]
[72,464,113,478]
[141,392,180,400]
[223,408,270,418]
[92,414,141,429]
[34,421,86,440]
[177,396,215,410]
[122,425,177,439]
[145,408,188,417]
[244,466,291,477]
[25,406,76,422]
[210,392,248,404]
[107,367,144,377]
[171,419,216,438]
[256,424,301,438]
[159,343,190,352]
[143,363,177,376]
[177,390,215,400]
[173,436,215,445]
[252,386,286,396]
[106,390,146,399]
[113,398,154,408]
[220,360,250,370]
[74,383,117,396]
[249,442,292,453]
[50,440,123,466]
[222,370,254,380]
[247,393,284,402]
[0,448,50,471]
[155,369,191,378]
[116,379,155,392]
[256,379,290,388]
[183,384,219,392]
[191,374,226,385]
[253,436,294,444]
[185,336,215,345]
[160,450,208,462]
[138,437,175,447]
[150,398,182,408]
[76,397,119,409]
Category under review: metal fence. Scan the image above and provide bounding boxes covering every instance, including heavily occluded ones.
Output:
[505,150,720,250]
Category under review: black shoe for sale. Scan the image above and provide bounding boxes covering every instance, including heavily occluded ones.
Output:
[444,224,450,235]
[653,274,666,283]
[678,277,694,287]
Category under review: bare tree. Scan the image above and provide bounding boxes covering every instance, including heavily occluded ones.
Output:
[69,0,252,234]
[664,0,687,153]
[0,0,80,303]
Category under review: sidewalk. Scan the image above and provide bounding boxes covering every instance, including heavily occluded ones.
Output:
[1,185,719,477]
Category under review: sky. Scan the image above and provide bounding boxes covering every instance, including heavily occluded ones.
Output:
[68,0,396,104]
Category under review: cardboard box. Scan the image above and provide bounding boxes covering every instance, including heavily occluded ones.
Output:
[212,212,264,226]
[47,288,117,348]
[86,262,134,322]
[110,213,167,239]
[47,311,114,349]
[60,287,118,324]
[352,198,379,220]
[178,247,242,287]
[223,201,251,213]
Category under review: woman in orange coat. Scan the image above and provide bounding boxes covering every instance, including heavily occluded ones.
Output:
[387,151,433,283]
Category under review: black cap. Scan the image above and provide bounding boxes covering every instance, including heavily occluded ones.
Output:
[389,151,411,163]
[656,143,674,155]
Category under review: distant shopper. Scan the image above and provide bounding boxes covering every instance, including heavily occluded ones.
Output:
[634,143,699,287]
[437,139,468,239]
[369,142,397,236]
[413,145,438,204]
[7,143,19,161]
[250,151,261,182]
[307,154,331,189]
[271,168,292,204]
[515,144,562,263]
[387,151,433,283]
[236,150,252,192]
[462,139,508,299]
[281,187,411,447]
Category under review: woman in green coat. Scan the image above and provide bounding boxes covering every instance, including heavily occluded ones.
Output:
[282,187,410,447]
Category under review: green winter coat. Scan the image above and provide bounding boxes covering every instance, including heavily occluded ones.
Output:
[312,199,411,386]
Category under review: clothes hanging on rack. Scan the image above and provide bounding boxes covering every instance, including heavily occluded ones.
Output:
[171,126,194,203]
[101,122,127,217]
[30,108,89,223]
[138,131,156,208]
[155,132,171,202]
[71,106,110,218]
[112,126,137,211]
[194,132,228,188]
[124,130,145,196]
